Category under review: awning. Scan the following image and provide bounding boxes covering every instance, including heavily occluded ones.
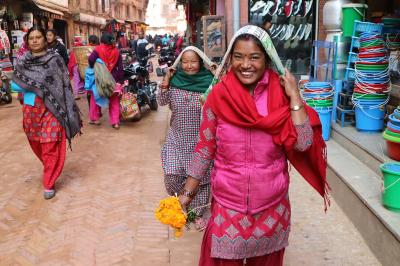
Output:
[29,0,69,16]
[73,13,107,26]
[113,19,125,24]
[35,4,63,16]
[132,21,149,26]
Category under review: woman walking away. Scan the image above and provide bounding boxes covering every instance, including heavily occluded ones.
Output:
[85,35,101,121]
[178,25,329,265]
[88,32,124,129]
[12,27,82,200]
[159,46,216,231]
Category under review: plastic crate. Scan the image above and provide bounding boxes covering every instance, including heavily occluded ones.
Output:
[346,67,355,79]
[349,52,358,63]
[354,21,384,34]
[352,36,360,48]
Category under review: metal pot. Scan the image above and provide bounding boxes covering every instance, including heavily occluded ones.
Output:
[323,0,350,30]
[325,30,351,64]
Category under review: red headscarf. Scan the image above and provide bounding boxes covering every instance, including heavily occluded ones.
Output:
[207,69,330,209]
[95,44,119,71]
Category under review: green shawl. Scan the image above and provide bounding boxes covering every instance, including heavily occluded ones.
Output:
[169,65,214,93]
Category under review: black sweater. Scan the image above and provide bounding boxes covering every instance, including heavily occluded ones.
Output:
[48,41,69,66]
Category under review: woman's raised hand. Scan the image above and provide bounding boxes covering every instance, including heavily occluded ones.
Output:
[280,69,301,99]
[160,67,176,90]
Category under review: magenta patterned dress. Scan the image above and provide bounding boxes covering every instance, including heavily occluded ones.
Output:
[187,101,313,259]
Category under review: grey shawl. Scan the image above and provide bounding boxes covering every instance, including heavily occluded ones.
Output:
[13,51,82,144]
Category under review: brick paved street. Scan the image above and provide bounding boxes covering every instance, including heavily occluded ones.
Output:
[0,74,380,265]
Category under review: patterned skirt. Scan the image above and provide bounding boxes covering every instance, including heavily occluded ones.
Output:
[206,196,291,260]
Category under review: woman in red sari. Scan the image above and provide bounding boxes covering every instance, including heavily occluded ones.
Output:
[178,25,329,266]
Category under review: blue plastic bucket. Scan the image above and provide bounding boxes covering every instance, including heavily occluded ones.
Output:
[316,107,333,141]
[305,82,332,89]
[387,121,400,131]
[389,114,400,126]
[355,104,386,131]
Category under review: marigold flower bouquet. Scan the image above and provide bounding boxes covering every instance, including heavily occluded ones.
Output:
[155,196,208,237]
[155,196,187,237]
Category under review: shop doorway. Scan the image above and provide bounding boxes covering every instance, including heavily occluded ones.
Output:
[53,19,68,47]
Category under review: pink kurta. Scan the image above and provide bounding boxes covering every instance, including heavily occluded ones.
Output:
[187,71,313,261]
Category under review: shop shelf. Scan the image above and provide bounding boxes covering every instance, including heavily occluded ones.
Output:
[383,26,400,34]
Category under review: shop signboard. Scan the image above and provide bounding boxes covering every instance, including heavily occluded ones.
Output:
[202,15,225,58]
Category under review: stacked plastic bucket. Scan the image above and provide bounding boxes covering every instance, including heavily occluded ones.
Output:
[352,31,390,131]
[383,106,400,161]
[303,82,334,140]
[382,17,400,50]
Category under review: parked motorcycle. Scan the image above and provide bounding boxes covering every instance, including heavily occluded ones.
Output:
[158,47,176,67]
[124,55,158,112]
[156,47,176,77]
[0,75,12,105]
[120,48,135,68]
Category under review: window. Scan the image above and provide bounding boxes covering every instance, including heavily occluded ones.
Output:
[101,0,105,13]
[126,5,130,19]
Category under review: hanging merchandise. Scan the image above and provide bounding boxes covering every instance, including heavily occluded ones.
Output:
[21,13,33,32]
[249,0,315,75]
[302,81,334,140]
[0,24,12,71]
[352,32,391,132]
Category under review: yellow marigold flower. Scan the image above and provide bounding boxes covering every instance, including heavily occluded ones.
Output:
[155,196,187,237]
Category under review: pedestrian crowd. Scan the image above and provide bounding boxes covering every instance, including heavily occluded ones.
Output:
[7,23,328,266]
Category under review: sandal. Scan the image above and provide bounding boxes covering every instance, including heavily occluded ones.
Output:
[88,120,101,125]
[112,124,120,130]
[44,189,56,200]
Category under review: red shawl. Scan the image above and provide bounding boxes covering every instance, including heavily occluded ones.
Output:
[207,69,330,209]
[95,44,119,71]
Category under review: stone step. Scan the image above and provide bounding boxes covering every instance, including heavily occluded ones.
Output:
[331,123,387,175]
[327,138,400,266]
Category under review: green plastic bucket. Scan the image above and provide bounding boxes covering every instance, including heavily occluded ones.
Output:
[342,4,368,37]
[380,163,400,212]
